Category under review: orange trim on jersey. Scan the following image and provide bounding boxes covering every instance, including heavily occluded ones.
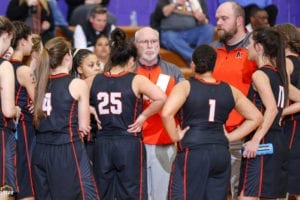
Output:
[1,130,5,186]
[289,120,297,149]
[103,71,130,77]
[194,76,221,85]
[139,140,143,200]
[21,120,35,195]
[183,148,189,200]
[49,73,69,79]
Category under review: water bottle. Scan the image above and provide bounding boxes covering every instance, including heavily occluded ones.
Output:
[240,143,273,156]
[130,11,138,26]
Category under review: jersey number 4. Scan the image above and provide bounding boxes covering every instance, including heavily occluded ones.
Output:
[42,93,52,116]
[97,92,122,115]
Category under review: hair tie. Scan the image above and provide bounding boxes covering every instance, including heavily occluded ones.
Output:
[72,48,81,57]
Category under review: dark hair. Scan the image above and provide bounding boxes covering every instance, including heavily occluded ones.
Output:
[11,21,32,49]
[0,16,15,40]
[72,48,94,75]
[101,0,110,7]
[192,44,217,74]
[252,28,288,100]
[274,23,300,55]
[108,28,137,71]
[34,37,71,126]
[94,33,109,46]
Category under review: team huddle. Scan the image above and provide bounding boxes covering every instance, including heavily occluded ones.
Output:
[0,1,300,200]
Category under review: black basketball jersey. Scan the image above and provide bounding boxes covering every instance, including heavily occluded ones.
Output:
[248,66,286,129]
[288,55,300,89]
[286,55,300,120]
[178,77,235,150]
[90,72,143,136]
[11,60,33,122]
[0,58,15,130]
[36,74,80,144]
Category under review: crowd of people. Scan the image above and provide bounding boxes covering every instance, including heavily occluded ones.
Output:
[0,0,300,200]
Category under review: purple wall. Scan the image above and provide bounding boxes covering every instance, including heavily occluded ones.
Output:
[1,0,300,26]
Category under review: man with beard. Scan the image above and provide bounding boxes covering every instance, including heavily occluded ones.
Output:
[134,27,185,200]
[212,2,257,200]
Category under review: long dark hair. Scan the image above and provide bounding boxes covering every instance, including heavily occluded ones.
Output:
[252,28,288,100]
[106,28,137,72]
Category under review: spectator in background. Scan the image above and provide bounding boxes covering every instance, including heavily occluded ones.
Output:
[93,34,110,71]
[73,5,115,51]
[69,0,116,26]
[65,0,110,23]
[48,0,73,40]
[246,5,270,33]
[64,0,84,22]
[151,0,215,64]
[6,0,55,43]
[218,0,278,26]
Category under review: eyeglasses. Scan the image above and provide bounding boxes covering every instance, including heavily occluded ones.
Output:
[137,39,159,45]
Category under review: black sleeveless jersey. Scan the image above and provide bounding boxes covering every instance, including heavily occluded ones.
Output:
[0,58,15,130]
[36,74,80,144]
[288,55,300,89]
[90,72,143,136]
[178,77,235,150]
[11,60,33,122]
[286,55,300,120]
[247,66,286,129]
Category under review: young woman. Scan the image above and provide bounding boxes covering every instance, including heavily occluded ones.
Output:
[72,48,101,162]
[0,16,20,197]
[93,34,110,72]
[275,23,300,200]
[238,28,289,200]
[73,48,101,79]
[85,28,166,199]
[161,44,262,200]
[32,37,99,199]
[10,21,36,200]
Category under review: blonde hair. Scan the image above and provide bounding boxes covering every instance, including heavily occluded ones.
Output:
[19,0,50,14]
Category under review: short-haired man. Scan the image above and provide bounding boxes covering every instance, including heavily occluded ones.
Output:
[134,27,185,200]
[212,2,257,200]
[151,0,215,63]
[73,5,115,51]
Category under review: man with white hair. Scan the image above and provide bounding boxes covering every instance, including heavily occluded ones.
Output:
[134,27,185,200]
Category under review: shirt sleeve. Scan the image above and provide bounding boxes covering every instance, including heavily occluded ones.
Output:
[73,25,87,49]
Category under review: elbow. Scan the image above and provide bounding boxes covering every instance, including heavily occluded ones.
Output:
[255,112,264,128]
[2,108,16,118]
